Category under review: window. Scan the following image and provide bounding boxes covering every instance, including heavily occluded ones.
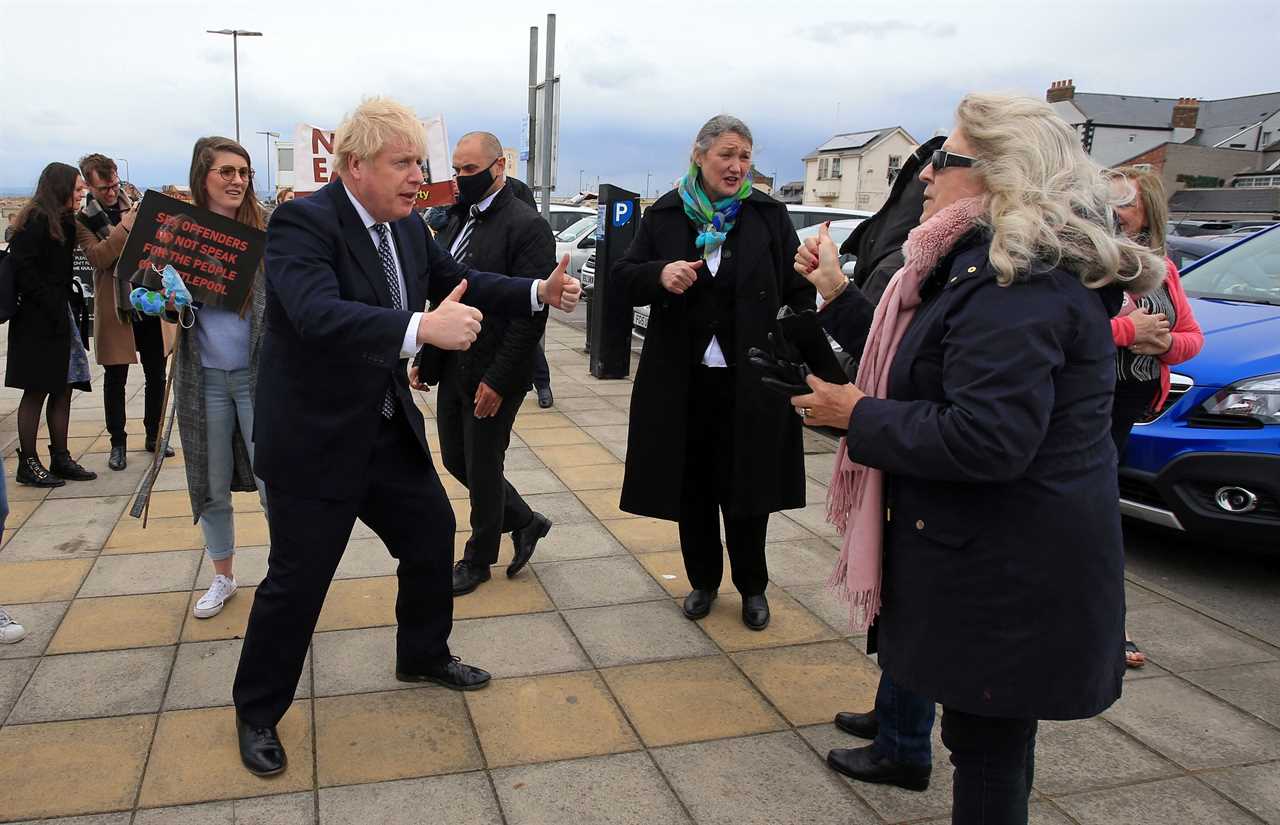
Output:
[857,193,871,206]
[1263,131,1273,146]
[1128,134,1136,143]
[818,158,829,180]
[1234,175,1280,188]
[887,154,902,185]
[831,158,842,179]
[1134,163,1153,172]
[277,147,294,173]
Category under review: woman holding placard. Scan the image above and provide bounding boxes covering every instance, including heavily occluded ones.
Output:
[5,162,98,486]
[175,137,269,619]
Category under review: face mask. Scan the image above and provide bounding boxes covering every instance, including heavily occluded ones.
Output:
[456,159,497,206]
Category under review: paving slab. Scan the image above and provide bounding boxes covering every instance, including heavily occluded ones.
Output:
[7,815,131,825]
[1103,675,1280,768]
[310,625,412,697]
[561,600,720,668]
[733,640,880,727]
[9,646,174,723]
[503,467,568,495]
[196,545,272,588]
[1126,602,1276,673]
[1184,661,1280,727]
[784,582,861,637]
[494,751,692,825]
[48,592,187,654]
[533,555,667,609]
[0,600,68,660]
[1031,717,1180,795]
[652,731,877,825]
[0,519,116,561]
[1199,762,1280,825]
[0,557,93,604]
[25,495,130,528]
[166,639,309,710]
[763,539,840,586]
[698,590,839,652]
[318,774,500,825]
[132,792,316,825]
[1055,776,1261,825]
[79,549,201,597]
[519,520,627,562]
[521,491,597,524]
[0,656,37,722]
[449,612,592,678]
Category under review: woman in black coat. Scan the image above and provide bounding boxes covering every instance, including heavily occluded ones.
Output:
[793,94,1165,825]
[5,162,97,487]
[615,115,814,631]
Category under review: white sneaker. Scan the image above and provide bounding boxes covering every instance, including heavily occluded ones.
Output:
[194,575,238,619]
[0,608,27,644]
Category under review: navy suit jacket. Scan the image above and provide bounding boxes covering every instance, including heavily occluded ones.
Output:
[254,180,537,499]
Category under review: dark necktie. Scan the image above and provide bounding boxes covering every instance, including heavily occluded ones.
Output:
[371,223,402,418]
[450,205,482,264]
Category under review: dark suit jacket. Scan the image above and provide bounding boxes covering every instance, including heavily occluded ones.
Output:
[255,180,538,499]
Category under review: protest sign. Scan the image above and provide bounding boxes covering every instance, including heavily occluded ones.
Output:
[293,115,456,207]
[113,190,265,313]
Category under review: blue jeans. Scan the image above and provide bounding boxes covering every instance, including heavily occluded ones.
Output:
[199,368,266,561]
[873,672,936,768]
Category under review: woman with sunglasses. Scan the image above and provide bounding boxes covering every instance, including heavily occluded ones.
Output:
[794,94,1164,824]
[1108,165,1202,669]
[171,137,269,619]
[5,162,98,487]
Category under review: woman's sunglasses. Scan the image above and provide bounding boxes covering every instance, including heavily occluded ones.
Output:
[214,165,254,183]
[928,149,976,171]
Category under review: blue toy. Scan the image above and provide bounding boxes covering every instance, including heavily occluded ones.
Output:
[130,265,197,327]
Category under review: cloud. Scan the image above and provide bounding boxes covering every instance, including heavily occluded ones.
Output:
[798,19,958,43]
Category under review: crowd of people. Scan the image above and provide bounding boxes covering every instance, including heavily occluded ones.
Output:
[0,90,1197,825]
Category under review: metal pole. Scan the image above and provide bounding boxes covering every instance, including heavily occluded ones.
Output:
[233,33,240,143]
[119,158,130,182]
[527,27,538,190]
[540,13,555,220]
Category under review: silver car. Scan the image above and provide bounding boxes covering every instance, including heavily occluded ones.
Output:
[555,216,597,279]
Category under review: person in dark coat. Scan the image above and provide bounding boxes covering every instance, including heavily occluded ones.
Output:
[5,162,97,487]
[412,132,554,596]
[615,114,814,631]
[792,93,1166,824]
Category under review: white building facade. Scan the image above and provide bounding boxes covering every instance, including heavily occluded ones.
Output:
[801,128,919,213]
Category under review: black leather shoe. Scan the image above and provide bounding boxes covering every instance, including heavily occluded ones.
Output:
[396,656,492,690]
[15,450,65,488]
[145,437,176,458]
[236,716,287,776]
[508,512,551,578]
[537,385,553,408]
[49,447,97,481]
[682,589,717,620]
[834,709,879,739]
[827,745,930,791]
[108,445,128,471]
[742,593,770,631]
[452,560,491,596]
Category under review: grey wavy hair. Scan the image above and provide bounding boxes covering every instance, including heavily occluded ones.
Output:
[955,93,1165,291]
[690,115,753,164]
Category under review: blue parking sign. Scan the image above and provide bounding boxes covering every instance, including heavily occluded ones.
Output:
[611,200,635,228]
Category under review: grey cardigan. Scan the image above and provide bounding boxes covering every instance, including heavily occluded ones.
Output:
[172,271,266,522]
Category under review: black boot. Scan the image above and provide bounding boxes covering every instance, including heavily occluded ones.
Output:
[108,444,127,471]
[15,450,65,487]
[145,435,175,458]
[49,446,97,481]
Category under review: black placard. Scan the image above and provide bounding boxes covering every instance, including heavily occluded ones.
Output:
[114,190,265,312]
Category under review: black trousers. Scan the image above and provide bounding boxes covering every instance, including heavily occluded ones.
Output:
[103,314,168,447]
[232,411,456,727]
[941,708,1038,825]
[678,365,769,596]
[436,365,533,567]
[1110,377,1160,461]
[533,336,550,391]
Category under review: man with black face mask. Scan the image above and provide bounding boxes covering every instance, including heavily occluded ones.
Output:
[411,131,555,596]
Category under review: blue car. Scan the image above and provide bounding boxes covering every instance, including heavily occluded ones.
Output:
[1120,224,1280,544]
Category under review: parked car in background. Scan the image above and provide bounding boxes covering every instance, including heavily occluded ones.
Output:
[543,204,596,234]
[796,218,865,277]
[555,216,597,279]
[786,204,873,230]
[1168,219,1279,238]
[1166,233,1240,270]
[1120,224,1280,545]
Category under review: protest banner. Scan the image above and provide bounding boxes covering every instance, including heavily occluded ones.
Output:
[293,114,456,207]
[113,190,265,313]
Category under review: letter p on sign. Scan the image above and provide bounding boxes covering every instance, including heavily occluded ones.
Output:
[612,200,635,228]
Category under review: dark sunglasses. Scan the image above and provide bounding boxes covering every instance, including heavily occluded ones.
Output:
[928,149,976,171]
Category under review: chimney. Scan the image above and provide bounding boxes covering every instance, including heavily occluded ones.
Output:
[1046,79,1076,103]
[1172,98,1200,129]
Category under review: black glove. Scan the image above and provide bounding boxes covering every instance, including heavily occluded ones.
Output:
[747,332,812,397]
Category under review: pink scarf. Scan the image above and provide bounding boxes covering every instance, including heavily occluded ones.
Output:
[826,196,988,631]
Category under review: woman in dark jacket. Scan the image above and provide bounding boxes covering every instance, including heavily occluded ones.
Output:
[793,94,1165,824]
[615,114,814,630]
[5,162,97,486]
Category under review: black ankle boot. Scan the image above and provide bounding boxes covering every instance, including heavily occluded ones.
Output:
[16,450,66,487]
[48,446,97,481]
[144,436,175,458]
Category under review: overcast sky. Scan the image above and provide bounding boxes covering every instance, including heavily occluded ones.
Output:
[1,0,1276,196]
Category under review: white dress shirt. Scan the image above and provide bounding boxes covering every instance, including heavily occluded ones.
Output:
[700,246,728,368]
[343,183,546,359]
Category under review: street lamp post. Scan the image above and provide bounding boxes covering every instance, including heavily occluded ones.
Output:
[206,29,263,143]
[579,169,584,193]
[645,171,652,200]
[257,130,279,200]
[118,158,130,183]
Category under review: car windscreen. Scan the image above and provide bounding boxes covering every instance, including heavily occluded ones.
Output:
[796,224,856,248]
[556,216,595,243]
[1180,228,1280,306]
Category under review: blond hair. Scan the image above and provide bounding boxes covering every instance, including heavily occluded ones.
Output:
[1111,165,1168,256]
[333,97,426,175]
[955,93,1164,289]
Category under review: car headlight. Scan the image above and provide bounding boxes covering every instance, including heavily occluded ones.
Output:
[1201,373,1280,424]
